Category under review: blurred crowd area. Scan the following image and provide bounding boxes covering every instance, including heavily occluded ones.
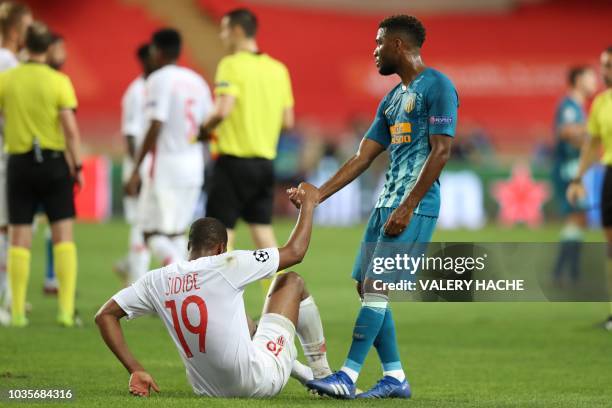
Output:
[12,0,612,228]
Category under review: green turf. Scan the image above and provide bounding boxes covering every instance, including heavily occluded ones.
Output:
[1,220,611,407]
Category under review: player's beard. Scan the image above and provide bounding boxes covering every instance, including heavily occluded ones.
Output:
[378,61,396,76]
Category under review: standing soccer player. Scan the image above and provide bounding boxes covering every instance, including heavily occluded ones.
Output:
[0,21,83,327]
[567,46,612,328]
[115,44,154,284]
[125,29,212,266]
[292,15,458,398]
[200,8,294,255]
[551,66,597,284]
[0,1,31,322]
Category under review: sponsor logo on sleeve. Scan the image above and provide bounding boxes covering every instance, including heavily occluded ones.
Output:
[429,116,453,125]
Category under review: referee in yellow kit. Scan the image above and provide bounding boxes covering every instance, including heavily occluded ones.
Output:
[0,21,82,327]
[200,8,294,253]
[568,45,612,328]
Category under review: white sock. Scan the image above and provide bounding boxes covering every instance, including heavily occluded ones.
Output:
[384,369,406,382]
[297,296,332,378]
[127,227,150,283]
[148,235,179,266]
[0,232,8,305]
[290,359,314,386]
[340,366,359,384]
[171,235,188,261]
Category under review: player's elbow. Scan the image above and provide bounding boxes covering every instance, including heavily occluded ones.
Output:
[94,306,113,327]
[94,310,105,326]
[283,245,306,267]
[434,143,452,163]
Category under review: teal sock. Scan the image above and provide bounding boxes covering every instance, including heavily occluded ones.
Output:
[374,308,403,373]
[342,293,388,379]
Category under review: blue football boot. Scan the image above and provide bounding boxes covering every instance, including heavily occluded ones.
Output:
[356,376,411,399]
[306,371,356,399]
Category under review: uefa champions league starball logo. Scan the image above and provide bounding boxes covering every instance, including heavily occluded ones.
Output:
[253,250,270,262]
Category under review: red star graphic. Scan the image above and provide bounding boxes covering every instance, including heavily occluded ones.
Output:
[491,164,550,227]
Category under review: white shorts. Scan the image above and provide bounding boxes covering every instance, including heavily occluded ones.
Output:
[250,313,297,397]
[136,180,201,235]
[0,155,6,226]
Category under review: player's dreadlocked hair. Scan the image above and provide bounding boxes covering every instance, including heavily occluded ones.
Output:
[379,15,426,48]
[188,218,228,251]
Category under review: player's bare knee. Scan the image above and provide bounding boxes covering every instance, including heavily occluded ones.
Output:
[277,271,304,293]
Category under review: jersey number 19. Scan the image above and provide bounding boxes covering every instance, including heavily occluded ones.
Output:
[165,295,208,358]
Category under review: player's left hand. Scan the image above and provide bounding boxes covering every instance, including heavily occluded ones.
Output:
[124,172,141,197]
[129,371,160,397]
[383,205,413,236]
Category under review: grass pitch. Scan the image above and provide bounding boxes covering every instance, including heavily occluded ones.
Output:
[1,220,612,407]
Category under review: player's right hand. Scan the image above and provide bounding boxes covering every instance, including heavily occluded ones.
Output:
[298,182,319,205]
[129,371,160,397]
[124,172,141,197]
[287,183,319,208]
[566,180,585,205]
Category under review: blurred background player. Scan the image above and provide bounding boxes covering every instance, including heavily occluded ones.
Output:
[300,15,457,398]
[41,32,67,295]
[114,44,153,285]
[568,46,612,329]
[0,1,31,322]
[551,66,597,285]
[0,21,83,327]
[125,28,212,266]
[95,183,331,398]
[200,8,294,269]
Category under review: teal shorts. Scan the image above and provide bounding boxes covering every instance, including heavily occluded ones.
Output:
[351,208,438,282]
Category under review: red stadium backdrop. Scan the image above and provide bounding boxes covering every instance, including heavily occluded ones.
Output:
[24,0,612,150]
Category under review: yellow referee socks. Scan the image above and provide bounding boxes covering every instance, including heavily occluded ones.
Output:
[54,241,77,327]
[8,246,30,327]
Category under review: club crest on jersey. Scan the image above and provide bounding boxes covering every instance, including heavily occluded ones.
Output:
[405,93,417,113]
[253,250,270,262]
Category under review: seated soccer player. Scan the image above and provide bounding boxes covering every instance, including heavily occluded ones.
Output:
[95,183,331,397]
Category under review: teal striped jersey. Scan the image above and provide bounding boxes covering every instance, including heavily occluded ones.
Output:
[553,96,585,182]
[365,67,459,216]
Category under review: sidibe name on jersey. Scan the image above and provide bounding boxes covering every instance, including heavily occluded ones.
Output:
[165,272,201,296]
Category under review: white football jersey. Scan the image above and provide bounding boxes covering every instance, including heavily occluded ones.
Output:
[112,248,280,397]
[145,65,212,187]
[0,48,18,71]
[121,76,147,147]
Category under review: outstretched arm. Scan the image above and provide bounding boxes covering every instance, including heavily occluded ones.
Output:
[318,138,385,203]
[288,138,385,208]
[95,300,160,397]
[278,183,318,270]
